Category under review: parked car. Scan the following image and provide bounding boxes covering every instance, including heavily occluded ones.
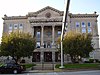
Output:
[0,63,25,74]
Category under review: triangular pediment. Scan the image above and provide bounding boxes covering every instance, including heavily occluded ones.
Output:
[28,6,63,17]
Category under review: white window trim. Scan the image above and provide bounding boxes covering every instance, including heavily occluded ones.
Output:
[88,28,92,33]
[9,24,13,29]
[81,22,86,27]
[36,42,40,48]
[82,28,86,33]
[14,24,18,29]
[19,24,23,29]
[76,22,80,27]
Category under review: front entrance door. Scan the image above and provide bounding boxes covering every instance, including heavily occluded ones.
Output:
[44,52,52,62]
[32,52,40,62]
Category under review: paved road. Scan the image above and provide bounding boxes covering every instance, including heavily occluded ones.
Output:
[0,70,100,75]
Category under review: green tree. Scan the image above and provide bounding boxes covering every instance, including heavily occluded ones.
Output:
[57,31,94,63]
[0,32,36,62]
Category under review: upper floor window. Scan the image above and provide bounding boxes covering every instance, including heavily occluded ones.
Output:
[88,28,92,33]
[81,22,86,27]
[82,28,86,33]
[36,42,40,48]
[36,31,40,38]
[57,31,61,37]
[19,24,23,29]
[14,24,18,29]
[76,22,80,27]
[88,22,91,27]
[9,24,13,29]
[47,32,51,37]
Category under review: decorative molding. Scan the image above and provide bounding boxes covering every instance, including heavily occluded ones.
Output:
[69,13,99,18]
[2,16,27,20]
[27,6,63,17]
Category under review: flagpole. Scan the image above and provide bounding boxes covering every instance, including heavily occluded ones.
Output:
[59,0,70,69]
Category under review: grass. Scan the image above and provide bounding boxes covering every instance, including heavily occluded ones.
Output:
[55,63,100,69]
[0,63,4,67]
[21,63,36,68]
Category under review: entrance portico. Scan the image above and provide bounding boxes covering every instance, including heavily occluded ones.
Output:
[29,6,62,63]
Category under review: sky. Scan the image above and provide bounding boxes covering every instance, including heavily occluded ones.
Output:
[0,0,100,46]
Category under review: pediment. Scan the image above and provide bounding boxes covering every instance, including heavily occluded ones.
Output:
[28,6,63,17]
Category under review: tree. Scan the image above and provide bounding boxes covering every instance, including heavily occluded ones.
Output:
[0,32,36,62]
[57,31,94,63]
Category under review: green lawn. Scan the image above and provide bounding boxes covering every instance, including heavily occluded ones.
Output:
[21,63,36,68]
[0,63,4,67]
[55,63,100,69]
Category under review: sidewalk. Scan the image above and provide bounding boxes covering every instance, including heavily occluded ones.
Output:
[24,68,100,73]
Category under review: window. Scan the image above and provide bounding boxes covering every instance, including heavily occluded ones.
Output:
[88,22,91,27]
[47,32,51,37]
[36,42,40,48]
[14,24,18,29]
[57,31,61,37]
[76,22,80,27]
[82,28,86,33]
[9,24,13,29]
[36,31,40,38]
[19,24,23,29]
[88,28,92,33]
[81,22,86,27]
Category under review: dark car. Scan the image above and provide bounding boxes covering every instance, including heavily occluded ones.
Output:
[0,63,25,74]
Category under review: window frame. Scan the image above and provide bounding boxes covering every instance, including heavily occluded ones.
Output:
[14,24,18,29]
[81,22,86,27]
[76,22,80,27]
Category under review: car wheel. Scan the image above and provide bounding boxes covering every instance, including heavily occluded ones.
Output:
[13,69,18,74]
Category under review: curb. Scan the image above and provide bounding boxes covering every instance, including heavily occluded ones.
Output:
[23,68,100,73]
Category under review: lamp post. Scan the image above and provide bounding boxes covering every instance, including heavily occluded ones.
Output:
[59,0,70,69]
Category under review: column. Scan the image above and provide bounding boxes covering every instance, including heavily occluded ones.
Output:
[32,26,34,37]
[52,51,55,62]
[41,51,44,63]
[52,26,55,48]
[41,26,44,48]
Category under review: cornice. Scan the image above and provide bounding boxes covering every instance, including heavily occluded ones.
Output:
[2,16,27,20]
[69,13,99,18]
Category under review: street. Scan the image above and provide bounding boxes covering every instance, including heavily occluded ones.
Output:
[0,70,100,75]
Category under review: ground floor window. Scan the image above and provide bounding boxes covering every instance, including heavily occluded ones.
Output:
[44,52,52,62]
[32,51,60,62]
[32,52,40,62]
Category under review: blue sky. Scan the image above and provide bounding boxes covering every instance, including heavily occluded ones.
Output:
[0,0,100,46]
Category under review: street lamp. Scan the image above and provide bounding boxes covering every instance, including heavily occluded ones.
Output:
[59,0,70,69]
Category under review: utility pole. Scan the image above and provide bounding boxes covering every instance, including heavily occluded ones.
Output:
[59,0,70,69]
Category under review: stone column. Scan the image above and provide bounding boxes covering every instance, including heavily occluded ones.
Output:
[41,26,44,48]
[52,51,55,63]
[41,51,44,63]
[52,26,55,48]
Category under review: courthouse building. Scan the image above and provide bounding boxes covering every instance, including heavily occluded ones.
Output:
[2,6,100,63]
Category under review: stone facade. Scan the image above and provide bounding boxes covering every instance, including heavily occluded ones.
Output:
[2,6,100,63]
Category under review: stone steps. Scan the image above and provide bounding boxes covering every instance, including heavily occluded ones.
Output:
[32,64,55,70]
